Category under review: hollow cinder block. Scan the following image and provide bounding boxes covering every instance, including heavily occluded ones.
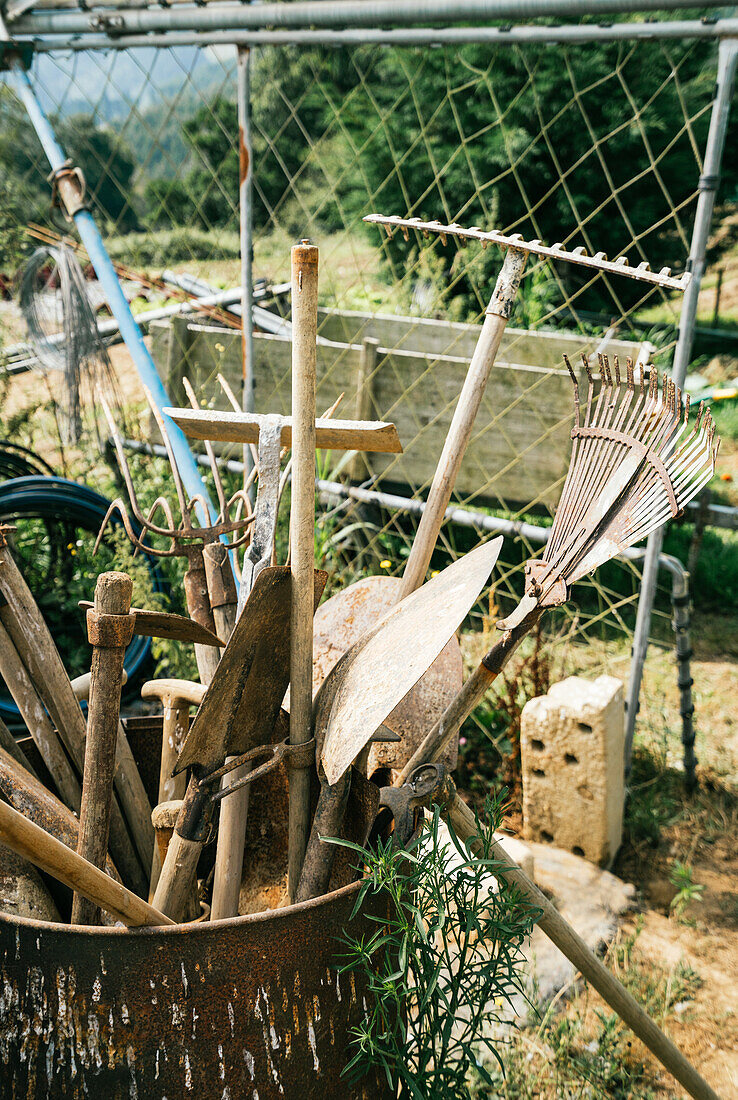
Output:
[521,675,625,868]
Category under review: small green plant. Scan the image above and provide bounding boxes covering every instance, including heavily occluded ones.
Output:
[669,860,705,921]
[333,796,539,1099]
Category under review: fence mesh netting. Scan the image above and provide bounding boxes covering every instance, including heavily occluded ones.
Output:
[0,36,722,752]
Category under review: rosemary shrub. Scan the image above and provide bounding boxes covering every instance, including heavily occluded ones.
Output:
[334,797,539,1098]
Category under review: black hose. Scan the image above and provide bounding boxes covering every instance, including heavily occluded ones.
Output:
[0,440,56,481]
[0,476,165,722]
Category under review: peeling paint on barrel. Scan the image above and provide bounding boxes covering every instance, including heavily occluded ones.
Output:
[0,880,390,1099]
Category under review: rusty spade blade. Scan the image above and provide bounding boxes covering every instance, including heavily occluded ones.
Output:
[174,566,327,776]
[320,537,503,786]
[78,602,224,647]
[296,537,503,902]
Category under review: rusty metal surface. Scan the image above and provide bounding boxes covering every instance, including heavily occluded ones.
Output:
[176,567,327,774]
[80,601,224,647]
[319,538,502,785]
[0,878,392,1099]
[312,575,462,773]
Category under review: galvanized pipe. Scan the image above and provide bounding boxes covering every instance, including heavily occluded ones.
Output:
[10,0,730,38]
[625,36,738,778]
[8,60,216,522]
[16,17,738,52]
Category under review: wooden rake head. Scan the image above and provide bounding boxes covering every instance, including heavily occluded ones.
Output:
[498,354,718,629]
[96,385,254,559]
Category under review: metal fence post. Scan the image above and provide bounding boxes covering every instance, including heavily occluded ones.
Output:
[237,45,256,497]
[624,36,738,777]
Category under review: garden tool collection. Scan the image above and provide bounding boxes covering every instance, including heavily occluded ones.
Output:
[374,360,718,1100]
[166,239,405,912]
[0,222,721,1100]
[307,211,695,782]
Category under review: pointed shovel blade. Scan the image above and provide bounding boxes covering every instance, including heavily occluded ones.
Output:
[175,567,327,775]
[319,537,503,785]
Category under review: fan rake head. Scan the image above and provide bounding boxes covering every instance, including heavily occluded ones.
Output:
[96,385,253,559]
[499,354,718,629]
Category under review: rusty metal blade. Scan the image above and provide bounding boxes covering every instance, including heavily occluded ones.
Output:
[175,567,327,775]
[319,537,502,785]
[311,575,462,772]
[78,602,224,647]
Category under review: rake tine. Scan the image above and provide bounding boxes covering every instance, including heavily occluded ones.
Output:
[142,496,180,541]
[143,386,191,531]
[614,356,621,389]
[182,377,228,521]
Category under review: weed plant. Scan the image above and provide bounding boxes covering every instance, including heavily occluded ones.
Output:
[334,797,539,1099]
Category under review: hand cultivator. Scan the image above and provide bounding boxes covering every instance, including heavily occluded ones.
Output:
[0,220,723,1100]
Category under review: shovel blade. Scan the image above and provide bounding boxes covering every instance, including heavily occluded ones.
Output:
[320,537,503,785]
[175,567,327,775]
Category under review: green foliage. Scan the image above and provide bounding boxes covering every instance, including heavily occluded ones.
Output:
[58,114,137,231]
[334,798,538,1098]
[669,860,705,920]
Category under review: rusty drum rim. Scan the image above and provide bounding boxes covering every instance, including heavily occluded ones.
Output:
[0,876,363,937]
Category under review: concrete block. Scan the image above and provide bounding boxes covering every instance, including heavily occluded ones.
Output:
[521,675,625,867]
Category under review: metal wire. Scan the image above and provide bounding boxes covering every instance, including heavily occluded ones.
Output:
[17,242,118,442]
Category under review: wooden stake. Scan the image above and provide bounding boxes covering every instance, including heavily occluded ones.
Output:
[72,571,133,925]
[288,240,319,901]
[0,799,173,928]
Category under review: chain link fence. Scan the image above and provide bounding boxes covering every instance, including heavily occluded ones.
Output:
[0,32,727,756]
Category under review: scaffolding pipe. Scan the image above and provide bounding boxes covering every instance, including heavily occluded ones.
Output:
[16,18,738,52]
[10,0,729,39]
[8,59,216,519]
[625,35,738,779]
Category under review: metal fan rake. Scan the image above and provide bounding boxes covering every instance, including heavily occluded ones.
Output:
[497,354,718,630]
[399,353,719,784]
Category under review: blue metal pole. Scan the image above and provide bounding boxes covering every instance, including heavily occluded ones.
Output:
[12,60,217,521]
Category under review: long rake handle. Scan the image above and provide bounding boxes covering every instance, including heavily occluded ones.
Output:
[397,247,526,599]
[396,603,719,1100]
[72,572,132,926]
[444,794,719,1100]
[0,799,172,928]
[288,241,320,900]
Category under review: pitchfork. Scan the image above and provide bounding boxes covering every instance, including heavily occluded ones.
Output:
[97,386,253,684]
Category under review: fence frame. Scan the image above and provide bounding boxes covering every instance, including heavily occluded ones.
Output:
[2,5,736,780]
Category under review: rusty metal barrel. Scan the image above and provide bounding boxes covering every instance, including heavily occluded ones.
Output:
[0,879,389,1099]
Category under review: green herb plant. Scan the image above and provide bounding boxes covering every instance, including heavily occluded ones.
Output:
[333,796,539,1099]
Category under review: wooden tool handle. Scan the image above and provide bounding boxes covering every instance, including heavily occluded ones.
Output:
[0,550,146,895]
[72,671,154,877]
[397,247,527,600]
[72,572,133,925]
[445,793,719,1100]
[396,608,542,786]
[288,240,320,902]
[0,799,172,927]
[207,555,245,923]
[150,828,202,921]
